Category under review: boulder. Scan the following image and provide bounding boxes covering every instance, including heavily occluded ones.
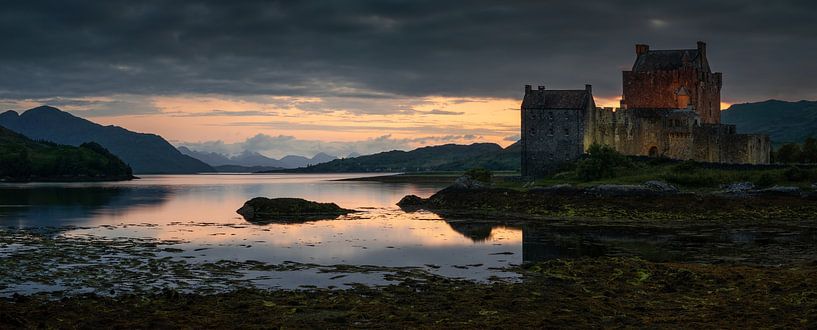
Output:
[397,195,426,208]
[643,180,679,193]
[721,182,755,194]
[450,175,488,190]
[237,197,355,224]
[528,184,579,194]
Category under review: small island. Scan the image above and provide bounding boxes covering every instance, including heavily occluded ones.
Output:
[237,197,356,224]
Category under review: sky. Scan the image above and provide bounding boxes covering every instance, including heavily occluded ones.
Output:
[1,1,816,158]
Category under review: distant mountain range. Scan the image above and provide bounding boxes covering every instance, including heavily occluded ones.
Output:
[722,100,817,145]
[177,146,337,169]
[0,126,132,182]
[271,142,520,173]
[0,106,214,174]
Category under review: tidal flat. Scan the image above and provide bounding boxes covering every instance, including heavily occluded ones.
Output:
[2,173,817,327]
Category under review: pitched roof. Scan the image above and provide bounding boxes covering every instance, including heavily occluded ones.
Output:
[522,90,591,110]
[632,49,701,71]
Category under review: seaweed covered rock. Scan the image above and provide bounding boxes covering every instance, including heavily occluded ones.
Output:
[643,180,679,193]
[396,195,426,209]
[237,197,355,224]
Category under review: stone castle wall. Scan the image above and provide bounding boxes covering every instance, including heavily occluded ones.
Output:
[584,107,770,164]
[622,67,722,124]
[521,107,585,178]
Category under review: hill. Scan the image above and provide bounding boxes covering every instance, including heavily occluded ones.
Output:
[0,106,214,174]
[178,147,337,169]
[722,100,817,145]
[271,142,520,173]
[0,126,133,182]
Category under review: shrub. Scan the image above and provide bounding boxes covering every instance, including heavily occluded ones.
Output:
[464,168,493,183]
[575,143,631,181]
[775,143,802,163]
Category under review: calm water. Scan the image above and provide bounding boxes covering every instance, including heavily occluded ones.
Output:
[0,174,524,293]
[2,174,814,294]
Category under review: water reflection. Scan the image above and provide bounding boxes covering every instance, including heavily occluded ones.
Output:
[0,186,171,227]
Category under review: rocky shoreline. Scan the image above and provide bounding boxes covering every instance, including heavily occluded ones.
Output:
[399,179,817,224]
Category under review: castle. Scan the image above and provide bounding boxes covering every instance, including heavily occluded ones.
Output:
[521,42,771,178]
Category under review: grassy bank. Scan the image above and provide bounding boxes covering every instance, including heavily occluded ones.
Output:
[2,257,814,328]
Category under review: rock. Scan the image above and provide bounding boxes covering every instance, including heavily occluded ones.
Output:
[587,184,654,196]
[236,197,355,224]
[752,186,801,196]
[397,195,426,208]
[450,175,488,190]
[528,184,578,194]
[721,182,755,194]
[643,180,679,193]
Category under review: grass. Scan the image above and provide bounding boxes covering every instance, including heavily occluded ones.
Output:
[528,159,817,191]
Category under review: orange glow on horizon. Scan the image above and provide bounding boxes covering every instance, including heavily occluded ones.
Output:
[83,95,522,150]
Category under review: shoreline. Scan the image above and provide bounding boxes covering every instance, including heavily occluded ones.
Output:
[399,185,817,225]
[1,257,814,328]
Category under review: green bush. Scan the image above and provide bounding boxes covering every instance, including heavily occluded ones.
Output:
[575,144,631,181]
[464,168,493,183]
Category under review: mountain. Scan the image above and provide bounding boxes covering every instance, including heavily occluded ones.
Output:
[272,142,520,173]
[212,165,284,173]
[0,106,214,174]
[178,147,338,169]
[0,126,133,182]
[722,100,817,145]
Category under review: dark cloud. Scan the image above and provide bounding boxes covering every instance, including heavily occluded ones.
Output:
[1,0,816,106]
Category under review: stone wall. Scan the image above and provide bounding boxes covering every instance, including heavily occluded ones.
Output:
[585,107,770,164]
[622,68,722,124]
[521,107,585,177]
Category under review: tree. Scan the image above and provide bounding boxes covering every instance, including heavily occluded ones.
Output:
[775,143,802,163]
[576,143,631,181]
[802,137,817,163]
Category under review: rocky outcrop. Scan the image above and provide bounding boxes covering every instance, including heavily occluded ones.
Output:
[237,197,355,224]
[450,175,489,190]
[643,180,679,193]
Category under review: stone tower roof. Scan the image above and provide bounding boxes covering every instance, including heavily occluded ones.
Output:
[631,41,710,72]
[522,86,593,110]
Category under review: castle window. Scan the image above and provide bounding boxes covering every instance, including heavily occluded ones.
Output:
[564,128,570,136]
[548,112,554,121]
[548,128,554,136]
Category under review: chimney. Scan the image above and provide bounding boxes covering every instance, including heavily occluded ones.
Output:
[524,84,531,93]
[635,44,649,55]
[697,41,706,56]
[538,85,545,91]
[585,84,592,93]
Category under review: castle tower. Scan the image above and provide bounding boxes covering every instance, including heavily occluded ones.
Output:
[520,84,595,178]
[620,41,722,124]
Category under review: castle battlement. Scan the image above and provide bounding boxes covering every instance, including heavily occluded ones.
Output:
[521,42,771,178]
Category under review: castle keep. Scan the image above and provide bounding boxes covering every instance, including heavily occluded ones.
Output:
[521,42,771,178]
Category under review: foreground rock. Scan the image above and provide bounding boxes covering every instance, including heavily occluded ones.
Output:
[237,197,355,224]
